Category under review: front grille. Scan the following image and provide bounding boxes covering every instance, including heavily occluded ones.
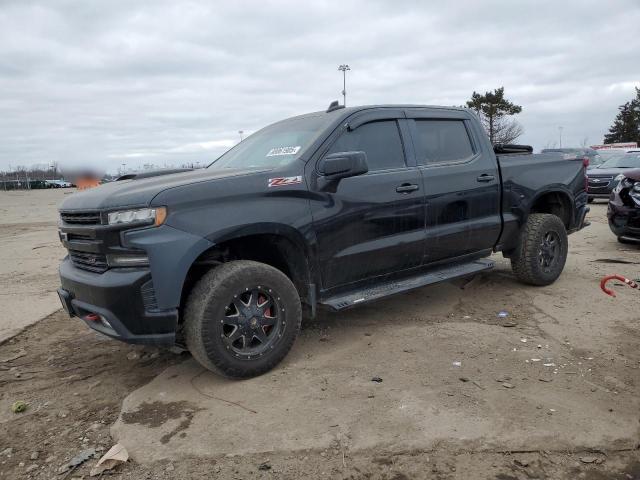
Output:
[588,175,614,195]
[588,175,613,187]
[60,211,102,225]
[69,250,108,273]
[140,280,159,311]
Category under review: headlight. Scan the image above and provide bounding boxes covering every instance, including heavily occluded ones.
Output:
[107,207,167,226]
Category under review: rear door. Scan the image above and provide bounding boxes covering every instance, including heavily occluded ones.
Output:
[307,110,426,290]
[406,108,501,264]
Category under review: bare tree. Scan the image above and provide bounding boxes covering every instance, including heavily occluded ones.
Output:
[493,119,524,144]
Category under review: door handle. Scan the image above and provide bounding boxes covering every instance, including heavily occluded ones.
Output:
[396,183,419,193]
[476,174,496,182]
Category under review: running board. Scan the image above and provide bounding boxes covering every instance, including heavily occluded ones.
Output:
[320,259,494,311]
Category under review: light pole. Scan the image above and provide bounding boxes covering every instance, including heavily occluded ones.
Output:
[558,126,563,148]
[338,64,350,106]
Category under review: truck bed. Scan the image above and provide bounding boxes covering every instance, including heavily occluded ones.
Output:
[495,152,587,251]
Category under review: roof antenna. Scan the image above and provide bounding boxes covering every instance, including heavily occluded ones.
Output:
[326,100,345,113]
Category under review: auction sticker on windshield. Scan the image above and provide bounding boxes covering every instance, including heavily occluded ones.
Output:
[266,146,301,157]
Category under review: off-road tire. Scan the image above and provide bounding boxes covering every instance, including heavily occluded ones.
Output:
[511,213,568,286]
[184,260,302,378]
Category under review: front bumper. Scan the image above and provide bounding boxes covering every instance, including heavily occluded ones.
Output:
[58,257,178,345]
[608,201,640,240]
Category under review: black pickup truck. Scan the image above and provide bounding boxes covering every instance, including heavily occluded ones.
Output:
[57,103,589,378]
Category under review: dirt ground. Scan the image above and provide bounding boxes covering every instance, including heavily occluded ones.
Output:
[1,196,639,479]
[0,189,68,342]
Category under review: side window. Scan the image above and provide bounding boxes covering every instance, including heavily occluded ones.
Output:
[413,120,475,165]
[327,120,406,171]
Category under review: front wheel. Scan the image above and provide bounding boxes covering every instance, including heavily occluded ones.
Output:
[184,260,302,378]
[511,213,568,286]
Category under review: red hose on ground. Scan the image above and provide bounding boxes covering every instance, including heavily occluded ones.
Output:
[600,274,639,297]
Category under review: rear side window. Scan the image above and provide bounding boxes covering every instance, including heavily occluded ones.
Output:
[413,120,475,165]
[327,120,406,171]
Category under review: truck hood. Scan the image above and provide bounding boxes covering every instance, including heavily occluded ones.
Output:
[59,167,268,211]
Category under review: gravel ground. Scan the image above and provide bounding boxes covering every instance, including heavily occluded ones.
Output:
[0,189,68,342]
[0,196,638,479]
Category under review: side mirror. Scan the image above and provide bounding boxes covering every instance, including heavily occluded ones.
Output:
[319,151,368,179]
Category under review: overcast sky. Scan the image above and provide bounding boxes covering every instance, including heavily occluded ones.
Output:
[1,0,639,173]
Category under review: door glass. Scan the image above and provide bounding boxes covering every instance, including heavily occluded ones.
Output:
[327,120,406,171]
[413,120,475,165]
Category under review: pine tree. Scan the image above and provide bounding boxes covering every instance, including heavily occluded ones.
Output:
[604,88,640,144]
[466,87,523,144]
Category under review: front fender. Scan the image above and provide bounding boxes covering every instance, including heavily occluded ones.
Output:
[206,222,311,253]
[122,225,214,310]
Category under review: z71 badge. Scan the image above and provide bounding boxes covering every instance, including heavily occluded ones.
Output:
[268,176,303,187]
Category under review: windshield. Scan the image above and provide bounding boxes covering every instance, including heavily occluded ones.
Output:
[208,114,330,170]
[599,153,640,169]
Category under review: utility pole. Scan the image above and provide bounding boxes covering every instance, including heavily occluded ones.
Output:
[338,64,350,106]
[558,126,563,148]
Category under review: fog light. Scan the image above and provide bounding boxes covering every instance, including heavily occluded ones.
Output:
[107,254,149,267]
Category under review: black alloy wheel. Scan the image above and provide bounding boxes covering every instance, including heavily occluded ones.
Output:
[222,286,284,358]
[538,231,561,273]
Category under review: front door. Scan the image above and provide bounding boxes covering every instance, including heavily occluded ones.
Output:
[308,116,425,291]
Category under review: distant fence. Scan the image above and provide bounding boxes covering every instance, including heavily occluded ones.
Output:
[0,180,73,190]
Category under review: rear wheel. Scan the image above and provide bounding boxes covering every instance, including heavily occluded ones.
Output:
[184,260,302,378]
[511,214,568,286]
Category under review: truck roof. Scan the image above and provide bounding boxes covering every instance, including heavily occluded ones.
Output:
[325,103,468,115]
[280,104,470,126]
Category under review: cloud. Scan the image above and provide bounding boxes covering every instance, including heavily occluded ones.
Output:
[105,138,236,160]
[167,139,236,154]
[0,0,639,171]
